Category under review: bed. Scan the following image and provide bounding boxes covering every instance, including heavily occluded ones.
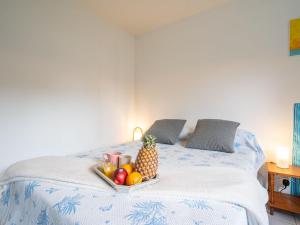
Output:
[0,129,268,225]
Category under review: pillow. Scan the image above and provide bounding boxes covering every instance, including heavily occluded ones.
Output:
[145,119,186,145]
[186,119,240,153]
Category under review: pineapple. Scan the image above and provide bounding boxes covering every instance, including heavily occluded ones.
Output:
[135,135,158,181]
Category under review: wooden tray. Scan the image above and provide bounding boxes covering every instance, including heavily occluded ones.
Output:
[93,165,159,193]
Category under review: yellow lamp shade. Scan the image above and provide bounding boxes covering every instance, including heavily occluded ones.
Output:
[276,146,289,169]
[133,127,143,141]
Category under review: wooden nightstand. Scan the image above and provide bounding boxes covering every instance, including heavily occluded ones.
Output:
[266,162,300,215]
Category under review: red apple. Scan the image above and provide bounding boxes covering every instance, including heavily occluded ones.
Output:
[113,168,128,185]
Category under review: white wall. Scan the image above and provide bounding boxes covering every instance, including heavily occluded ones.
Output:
[136,0,300,161]
[0,0,135,171]
[1,0,299,171]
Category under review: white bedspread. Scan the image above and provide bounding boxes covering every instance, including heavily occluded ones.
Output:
[0,129,268,225]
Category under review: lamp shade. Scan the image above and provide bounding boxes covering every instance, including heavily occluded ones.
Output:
[133,127,143,141]
[276,146,289,168]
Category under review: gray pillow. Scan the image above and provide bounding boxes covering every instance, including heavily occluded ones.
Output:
[186,119,240,153]
[145,119,186,145]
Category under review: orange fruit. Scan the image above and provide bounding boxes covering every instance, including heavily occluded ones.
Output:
[121,164,133,175]
[126,172,142,186]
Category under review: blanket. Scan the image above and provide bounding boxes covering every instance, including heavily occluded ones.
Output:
[0,155,268,225]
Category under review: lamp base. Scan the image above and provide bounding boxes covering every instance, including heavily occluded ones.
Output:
[276,161,289,169]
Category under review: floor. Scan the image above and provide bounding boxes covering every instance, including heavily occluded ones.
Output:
[269,210,300,225]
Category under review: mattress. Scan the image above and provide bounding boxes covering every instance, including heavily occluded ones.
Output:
[0,129,268,225]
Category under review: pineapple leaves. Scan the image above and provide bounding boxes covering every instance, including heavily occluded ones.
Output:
[142,135,156,149]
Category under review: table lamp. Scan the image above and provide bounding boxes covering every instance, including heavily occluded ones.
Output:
[133,127,143,141]
[276,146,289,168]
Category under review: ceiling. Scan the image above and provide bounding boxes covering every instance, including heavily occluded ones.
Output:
[82,0,234,36]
